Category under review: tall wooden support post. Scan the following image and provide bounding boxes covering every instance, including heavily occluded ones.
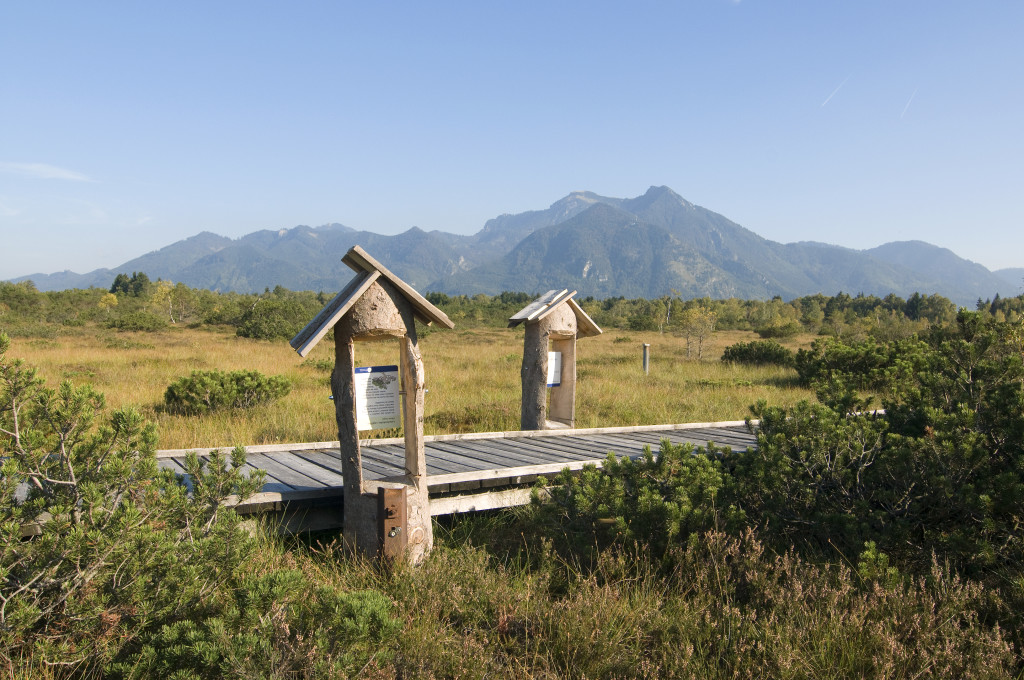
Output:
[400,334,432,561]
[291,246,453,565]
[510,290,601,431]
[331,334,368,549]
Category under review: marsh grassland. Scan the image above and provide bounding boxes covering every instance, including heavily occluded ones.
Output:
[9,325,814,450]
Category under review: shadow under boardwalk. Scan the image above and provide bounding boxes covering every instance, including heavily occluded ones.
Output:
[156,421,757,528]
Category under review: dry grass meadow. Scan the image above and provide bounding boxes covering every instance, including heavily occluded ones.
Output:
[7,325,815,451]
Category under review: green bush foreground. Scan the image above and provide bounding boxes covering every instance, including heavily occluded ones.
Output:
[0,333,397,678]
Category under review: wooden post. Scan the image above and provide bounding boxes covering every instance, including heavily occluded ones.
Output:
[520,321,549,430]
[400,334,432,562]
[332,331,375,551]
[642,343,650,375]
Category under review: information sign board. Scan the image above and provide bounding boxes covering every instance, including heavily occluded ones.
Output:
[354,365,401,431]
[546,351,562,387]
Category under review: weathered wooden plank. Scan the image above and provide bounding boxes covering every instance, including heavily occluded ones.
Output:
[482,474,537,488]
[267,451,346,487]
[437,438,591,468]
[340,419,757,448]
[290,450,417,490]
[607,431,683,449]
[155,440,341,460]
[300,448,400,480]
[157,458,187,475]
[603,430,718,451]
[428,439,560,469]
[520,432,621,454]
[426,458,604,487]
[288,449,343,474]
[357,445,422,474]
[245,452,327,490]
[229,486,342,509]
[359,443,465,478]
[571,433,656,454]
[583,431,711,454]
[153,420,757,459]
[421,443,520,472]
[414,444,501,473]
[163,455,294,495]
[685,427,758,447]
[493,436,615,464]
[430,487,535,515]
[514,435,618,459]
[458,433,610,461]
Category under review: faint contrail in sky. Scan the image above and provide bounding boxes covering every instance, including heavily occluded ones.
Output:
[821,75,850,107]
[901,88,919,119]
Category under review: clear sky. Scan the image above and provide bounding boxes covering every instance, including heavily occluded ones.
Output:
[2,1,1022,281]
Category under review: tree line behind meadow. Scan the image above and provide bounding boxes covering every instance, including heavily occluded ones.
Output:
[3,270,1021,342]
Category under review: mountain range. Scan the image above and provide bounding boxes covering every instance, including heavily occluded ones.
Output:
[11,186,1022,306]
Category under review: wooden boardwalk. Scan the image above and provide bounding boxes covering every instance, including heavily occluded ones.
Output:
[156,421,756,527]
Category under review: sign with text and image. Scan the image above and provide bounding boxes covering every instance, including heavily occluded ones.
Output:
[546,351,562,387]
[354,365,401,431]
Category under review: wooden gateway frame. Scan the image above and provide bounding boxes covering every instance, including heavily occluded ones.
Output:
[290,246,454,564]
[509,289,601,430]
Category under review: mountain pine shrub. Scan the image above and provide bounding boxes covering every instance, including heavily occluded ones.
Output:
[720,339,795,367]
[164,369,291,415]
[1,332,400,677]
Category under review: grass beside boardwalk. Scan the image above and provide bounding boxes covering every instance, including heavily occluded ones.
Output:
[7,325,814,450]
[160,515,1011,680]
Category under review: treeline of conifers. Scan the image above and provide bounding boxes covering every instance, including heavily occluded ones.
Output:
[2,272,1022,341]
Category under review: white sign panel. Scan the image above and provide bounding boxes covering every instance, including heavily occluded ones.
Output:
[547,351,562,387]
[354,365,401,431]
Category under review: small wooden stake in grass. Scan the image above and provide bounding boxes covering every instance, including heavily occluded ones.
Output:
[509,290,601,430]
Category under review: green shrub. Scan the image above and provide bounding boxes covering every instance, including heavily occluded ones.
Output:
[755,320,802,338]
[164,369,291,415]
[236,296,319,341]
[721,339,795,367]
[0,333,263,674]
[116,573,401,679]
[528,440,744,568]
[108,310,167,332]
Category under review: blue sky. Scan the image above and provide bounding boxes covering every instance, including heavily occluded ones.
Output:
[2,2,1022,281]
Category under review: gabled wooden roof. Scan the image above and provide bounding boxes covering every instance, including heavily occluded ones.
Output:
[508,289,602,338]
[290,245,454,357]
